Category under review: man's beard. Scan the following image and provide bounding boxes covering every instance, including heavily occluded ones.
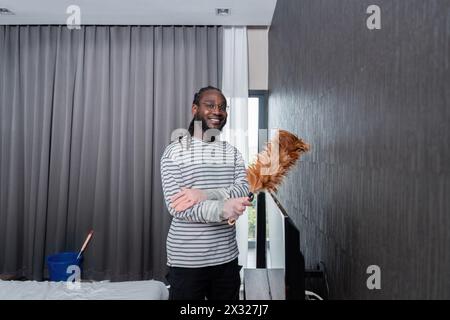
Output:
[188,113,226,137]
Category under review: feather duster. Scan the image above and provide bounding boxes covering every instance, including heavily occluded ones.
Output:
[229,130,310,225]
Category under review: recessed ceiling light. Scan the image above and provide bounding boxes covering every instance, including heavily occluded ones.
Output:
[216,8,231,16]
[0,8,14,15]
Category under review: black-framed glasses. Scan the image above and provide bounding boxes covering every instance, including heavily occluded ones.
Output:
[200,102,229,112]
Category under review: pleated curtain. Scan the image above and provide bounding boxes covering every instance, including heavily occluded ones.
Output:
[0,25,222,281]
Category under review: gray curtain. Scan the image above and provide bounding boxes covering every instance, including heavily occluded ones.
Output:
[0,25,222,281]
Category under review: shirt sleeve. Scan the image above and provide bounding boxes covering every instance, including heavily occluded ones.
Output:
[161,155,226,223]
[204,147,250,200]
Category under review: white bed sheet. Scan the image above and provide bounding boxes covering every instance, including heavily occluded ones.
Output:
[0,280,169,300]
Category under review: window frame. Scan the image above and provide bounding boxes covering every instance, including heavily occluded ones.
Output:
[248,90,268,268]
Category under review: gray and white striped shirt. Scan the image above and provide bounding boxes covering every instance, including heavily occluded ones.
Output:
[161,136,249,268]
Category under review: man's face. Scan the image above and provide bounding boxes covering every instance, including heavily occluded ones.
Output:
[192,90,228,131]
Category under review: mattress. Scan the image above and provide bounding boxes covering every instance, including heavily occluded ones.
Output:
[0,279,169,300]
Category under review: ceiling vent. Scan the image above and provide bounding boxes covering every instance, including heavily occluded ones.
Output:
[216,8,231,16]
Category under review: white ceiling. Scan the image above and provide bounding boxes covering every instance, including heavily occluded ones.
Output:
[0,0,277,25]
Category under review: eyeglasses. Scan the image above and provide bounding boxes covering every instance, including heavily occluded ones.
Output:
[200,102,229,113]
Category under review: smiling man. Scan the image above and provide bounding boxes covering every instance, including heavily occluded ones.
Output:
[160,86,252,300]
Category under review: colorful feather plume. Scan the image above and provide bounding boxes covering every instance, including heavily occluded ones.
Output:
[229,129,310,225]
[247,129,310,194]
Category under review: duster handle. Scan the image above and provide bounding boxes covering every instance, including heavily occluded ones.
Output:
[227,192,254,225]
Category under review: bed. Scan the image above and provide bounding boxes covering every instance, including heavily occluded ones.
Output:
[0,279,169,300]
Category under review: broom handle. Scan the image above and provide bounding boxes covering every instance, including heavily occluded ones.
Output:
[227,192,254,225]
[77,230,94,260]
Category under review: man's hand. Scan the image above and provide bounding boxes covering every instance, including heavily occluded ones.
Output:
[222,197,253,221]
[170,188,207,212]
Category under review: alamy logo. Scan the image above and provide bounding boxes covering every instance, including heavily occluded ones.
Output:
[366,5,381,30]
[170,125,281,175]
[366,265,381,290]
[66,5,81,29]
[66,265,81,289]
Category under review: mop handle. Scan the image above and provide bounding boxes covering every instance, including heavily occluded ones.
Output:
[77,230,94,260]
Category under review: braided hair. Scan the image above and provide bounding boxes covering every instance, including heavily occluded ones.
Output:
[192,86,225,106]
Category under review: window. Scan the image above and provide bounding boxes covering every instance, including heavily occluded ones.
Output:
[247,90,268,268]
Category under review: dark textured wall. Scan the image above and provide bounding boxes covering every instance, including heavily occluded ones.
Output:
[268,0,450,299]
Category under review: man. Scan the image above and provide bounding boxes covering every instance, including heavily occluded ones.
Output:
[160,86,252,300]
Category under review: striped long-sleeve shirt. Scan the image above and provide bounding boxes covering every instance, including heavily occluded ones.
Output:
[161,136,249,268]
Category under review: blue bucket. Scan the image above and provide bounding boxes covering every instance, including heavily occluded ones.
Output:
[47,252,82,282]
